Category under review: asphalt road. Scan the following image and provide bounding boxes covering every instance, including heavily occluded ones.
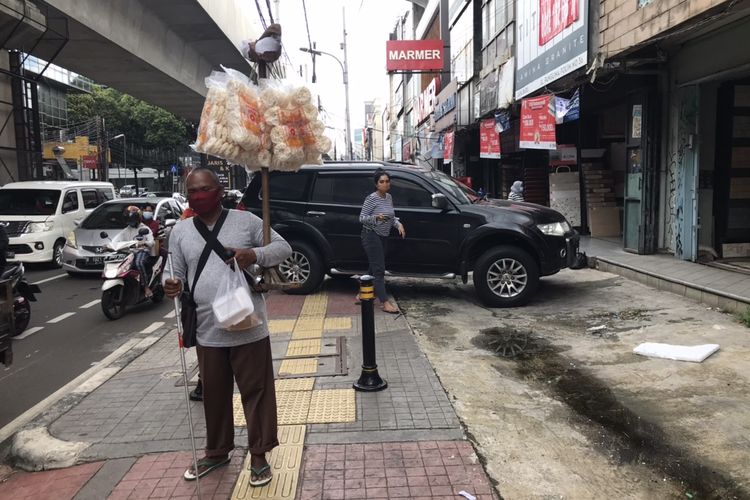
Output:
[0,265,175,429]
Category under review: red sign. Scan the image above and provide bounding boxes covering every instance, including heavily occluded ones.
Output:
[402,140,412,161]
[417,77,441,123]
[479,119,501,159]
[386,40,444,72]
[520,95,557,150]
[82,155,97,169]
[443,130,454,163]
[539,0,580,46]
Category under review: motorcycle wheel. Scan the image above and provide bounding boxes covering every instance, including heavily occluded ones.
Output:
[13,300,31,336]
[102,288,125,320]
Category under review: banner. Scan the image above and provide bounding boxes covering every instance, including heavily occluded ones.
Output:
[555,89,580,124]
[82,155,97,169]
[480,118,501,159]
[386,40,444,72]
[430,133,444,159]
[443,130,454,163]
[520,95,557,150]
[495,111,511,134]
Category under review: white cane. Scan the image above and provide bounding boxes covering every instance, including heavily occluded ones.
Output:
[168,253,202,499]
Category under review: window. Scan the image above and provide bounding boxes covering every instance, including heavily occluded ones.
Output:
[82,189,99,209]
[62,191,79,213]
[0,189,61,215]
[311,175,373,205]
[157,202,177,220]
[266,172,310,201]
[389,178,433,208]
[97,188,114,202]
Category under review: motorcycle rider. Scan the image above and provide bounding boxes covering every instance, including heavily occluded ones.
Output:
[110,206,155,297]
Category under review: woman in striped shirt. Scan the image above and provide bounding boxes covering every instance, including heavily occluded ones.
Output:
[358,169,406,314]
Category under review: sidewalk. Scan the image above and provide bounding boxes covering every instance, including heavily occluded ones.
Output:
[0,280,495,499]
[581,237,750,314]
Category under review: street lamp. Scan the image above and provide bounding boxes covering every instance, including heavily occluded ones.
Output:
[301,44,352,161]
[112,134,137,194]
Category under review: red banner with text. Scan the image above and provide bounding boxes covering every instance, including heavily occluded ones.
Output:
[443,130,454,163]
[479,118,501,159]
[520,95,557,150]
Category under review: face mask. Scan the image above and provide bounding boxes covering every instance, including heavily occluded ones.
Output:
[188,190,222,216]
[143,212,153,220]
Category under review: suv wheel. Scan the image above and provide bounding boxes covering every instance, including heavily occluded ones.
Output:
[280,240,325,295]
[473,246,539,307]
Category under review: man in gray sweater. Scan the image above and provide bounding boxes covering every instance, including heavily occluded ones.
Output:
[165,169,291,486]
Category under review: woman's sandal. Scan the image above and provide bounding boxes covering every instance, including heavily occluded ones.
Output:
[249,463,273,487]
[381,302,400,314]
[183,456,231,481]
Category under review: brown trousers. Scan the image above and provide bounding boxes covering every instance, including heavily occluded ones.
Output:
[196,336,278,457]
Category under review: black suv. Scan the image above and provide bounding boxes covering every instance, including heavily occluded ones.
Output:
[239,162,579,307]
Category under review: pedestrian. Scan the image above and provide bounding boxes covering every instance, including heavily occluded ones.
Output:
[508,180,524,202]
[358,168,405,314]
[164,168,291,486]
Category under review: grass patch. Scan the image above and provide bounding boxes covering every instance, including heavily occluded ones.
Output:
[739,309,750,328]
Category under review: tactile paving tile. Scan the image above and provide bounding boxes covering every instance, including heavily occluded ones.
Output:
[324,316,353,330]
[231,425,305,500]
[307,389,356,423]
[275,377,315,392]
[299,293,328,317]
[268,319,297,334]
[286,339,321,357]
[279,357,318,376]
[276,390,312,425]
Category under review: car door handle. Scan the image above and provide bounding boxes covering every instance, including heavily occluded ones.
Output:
[306,211,326,217]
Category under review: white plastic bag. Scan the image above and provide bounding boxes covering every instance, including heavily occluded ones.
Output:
[212,259,261,330]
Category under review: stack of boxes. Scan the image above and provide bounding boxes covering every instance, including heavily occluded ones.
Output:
[582,154,620,237]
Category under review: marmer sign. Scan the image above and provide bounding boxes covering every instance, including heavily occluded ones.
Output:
[386,39,443,72]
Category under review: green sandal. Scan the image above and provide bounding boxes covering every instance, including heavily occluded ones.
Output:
[249,463,273,487]
[183,456,230,481]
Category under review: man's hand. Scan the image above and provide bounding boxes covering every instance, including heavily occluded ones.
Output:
[397,223,406,238]
[226,248,257,269]
[164,278,182,299]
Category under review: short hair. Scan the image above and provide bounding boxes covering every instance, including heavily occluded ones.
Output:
[187,167,222,187]
[373,168,390,186]
[143,203,154,211]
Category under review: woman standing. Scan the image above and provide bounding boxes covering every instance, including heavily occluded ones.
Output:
[359,169,406,314]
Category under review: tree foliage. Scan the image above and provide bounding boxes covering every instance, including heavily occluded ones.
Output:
[67,87,189,149]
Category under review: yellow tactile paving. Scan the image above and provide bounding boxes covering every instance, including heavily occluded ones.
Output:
[268,319,297,334]
[299,293,328,317]
[278,357,318,376]
[231,425,305,500]
[324,317,353,330]
[286,339,321,357]
[274,377,315,392]
[276,390,312,425]
[308,389,357,423]
[293,317,325,331]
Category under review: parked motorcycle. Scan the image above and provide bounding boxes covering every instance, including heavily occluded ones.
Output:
[2,255,41,336]
[100,229,166,320]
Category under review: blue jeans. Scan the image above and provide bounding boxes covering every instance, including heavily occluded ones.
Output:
[361,229,388,302]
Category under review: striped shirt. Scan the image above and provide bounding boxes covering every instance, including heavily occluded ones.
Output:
[359,192,399,237]
[508,192,524,202]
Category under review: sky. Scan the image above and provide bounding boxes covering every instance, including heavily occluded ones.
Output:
[251,0,412,156]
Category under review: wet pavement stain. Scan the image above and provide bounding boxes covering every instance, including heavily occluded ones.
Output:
[474,329,749,500]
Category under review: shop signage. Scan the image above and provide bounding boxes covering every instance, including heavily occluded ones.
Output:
[386,40,444,72]
[549,144,577,165]
[520,95,557,150]
[82,155,97,169]
[495,111,511,134]
[480,69,498,117]
[515,0,588,99]
[443,130,455,163]
[402,140,412,161]
[434,92,456,121]
[555,89,580,124]
[417,77,441,123]
[480,119,501,159]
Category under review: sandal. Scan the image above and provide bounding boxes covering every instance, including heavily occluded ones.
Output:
[249,463,273,487]
[381,302,399,314]
[183,455,230,481]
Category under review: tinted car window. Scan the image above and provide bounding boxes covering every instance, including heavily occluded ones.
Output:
[83,202,149,229]
[267,172,310,201]
[389,178,433,208]
[82,189,99,209]
[311,175,373,205]
[0,189,61,215]
[62,191,79,213]
[97,188,114,202]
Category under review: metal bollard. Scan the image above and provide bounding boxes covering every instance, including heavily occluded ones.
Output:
[353,275,387,392]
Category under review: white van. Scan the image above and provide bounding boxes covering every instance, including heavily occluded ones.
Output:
[0,181,116,267]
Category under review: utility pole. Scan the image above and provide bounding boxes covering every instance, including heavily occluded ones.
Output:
[342,6,353,161]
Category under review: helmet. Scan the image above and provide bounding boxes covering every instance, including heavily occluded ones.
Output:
[125,205,142,227]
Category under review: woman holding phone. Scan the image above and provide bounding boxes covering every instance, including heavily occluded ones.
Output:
[358,169,406,314]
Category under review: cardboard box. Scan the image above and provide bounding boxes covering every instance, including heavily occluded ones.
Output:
[588,206,621,237]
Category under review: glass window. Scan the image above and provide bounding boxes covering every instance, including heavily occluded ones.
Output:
[311,175,373,205]
[265,172,310,201]
[82,189,99,209]
[83,202,150,229]
[62,191,79,213]
[97,188,114,202]
[389,178,433,208]
[0,189,61,215]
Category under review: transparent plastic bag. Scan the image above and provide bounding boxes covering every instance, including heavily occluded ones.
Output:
[212,259,262,331]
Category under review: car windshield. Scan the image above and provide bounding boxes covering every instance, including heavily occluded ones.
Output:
[421,170,472,204]
[83,201,151,229]
[0,189,61,215]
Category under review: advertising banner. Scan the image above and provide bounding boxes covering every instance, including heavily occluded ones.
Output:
[555,89,580,124]
[443,129,454,163]
[520,95,557,150]
[480,118,501,159]
[82,155,97,169]
[515,0,588,99]
[386,40,444,72]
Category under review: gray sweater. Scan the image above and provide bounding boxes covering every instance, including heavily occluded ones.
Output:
[167,210,292,347]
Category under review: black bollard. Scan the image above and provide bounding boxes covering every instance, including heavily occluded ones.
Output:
[353,275,387,392]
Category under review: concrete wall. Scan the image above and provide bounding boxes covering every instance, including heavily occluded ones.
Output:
[197,0,259,53]
[600,0,729,58]
[0,52,17,185]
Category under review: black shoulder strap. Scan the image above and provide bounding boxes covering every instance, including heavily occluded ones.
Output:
[188,209,229,295]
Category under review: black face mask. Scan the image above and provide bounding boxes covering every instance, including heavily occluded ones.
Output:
[127,214,140,228]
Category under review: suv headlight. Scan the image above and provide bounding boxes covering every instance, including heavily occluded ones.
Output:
[26,222,54,233]
[537,221,570,236]
[66,231,77,248]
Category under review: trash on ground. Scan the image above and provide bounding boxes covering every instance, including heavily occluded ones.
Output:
[458,491,477,500]
[633,342,720,363]
[587,325,607,332]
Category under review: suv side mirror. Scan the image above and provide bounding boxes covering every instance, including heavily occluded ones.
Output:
[431,193,449,210]
[138,228,150,236]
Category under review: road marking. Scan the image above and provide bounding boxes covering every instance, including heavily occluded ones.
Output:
[164,310,176,319]
[15,326,44,340]
[32,274,67,285]
[47,312,76,324]
[140,322,165,334]
[80,299,101,309]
